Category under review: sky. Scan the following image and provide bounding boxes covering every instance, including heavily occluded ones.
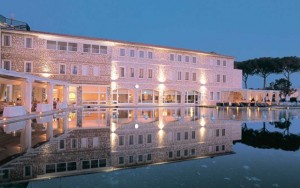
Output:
[1,0,300,88]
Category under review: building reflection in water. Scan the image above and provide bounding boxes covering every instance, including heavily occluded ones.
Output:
[0,107,299,183]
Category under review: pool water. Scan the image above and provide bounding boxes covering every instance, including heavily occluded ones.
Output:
[1,107,300,187]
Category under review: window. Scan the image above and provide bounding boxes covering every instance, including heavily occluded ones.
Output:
[222,145,225,151]
[2,60,11,71]
[24,166,32,177]
[58,41,67,51]
[57,163,66,172]
[81,138,87,148]
[216,129,220,137]
[147,134,152,143]
[83,44,91,52]
[119,135,124,146]
[184,149,188,156]
[59,140,65,150]
[148,52,153,59]
[99,159,107,167]
[210,92,214,100]
[47,40,56,50]
[120,67,125,78]
[177,132,181,141]
[119,157,124,164]
[169,151,173,158]
[67,162,77,171]
[192,57,197,63]
[92,45,99,53]
[100,46,107,54]
[217,60,220,66]
[120,49,125,56]
[68,43,77,51]
[138,155,143,162]
[139,68,144,78]
[216,92,220,101]
[130,49,135,57]
[192,131,196,139]
[192,72,197,81]
[223,75,226,83]
[223,60,226,66]
[176,150,181,157]
[93,137,99,147]
[184,132,188,140]
[82,65,88,76]
[71,65,78,75]
[129,156,134,163]
[130,68,134,77]
[216,146,219,152]
[147,154,152,161]
[139,51,144,58]
[59,64,66,74]
[185,72,189,80]
[191,149,195,155]
[177,72,182,80]
[217,74,220,82]
[222,129,225,136]
[178,55,182,62]
[138,135,143,144]
[3,35,11,46]
[129,135,134,145]
[91,160,99,168]
[71,138,77,149]
[46,164,56,173]
[148,69,153,79]
[93,66,99,76]
[25,37,33,49]
[82,161,90,169]
[185,56,189,62]
[170,54,175,61]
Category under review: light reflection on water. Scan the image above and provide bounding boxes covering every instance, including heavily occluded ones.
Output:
[0,107,300,187]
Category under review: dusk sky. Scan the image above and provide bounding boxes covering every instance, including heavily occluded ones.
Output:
[1,0,300,87]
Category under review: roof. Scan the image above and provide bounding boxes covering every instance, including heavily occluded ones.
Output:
[1,28,234,59]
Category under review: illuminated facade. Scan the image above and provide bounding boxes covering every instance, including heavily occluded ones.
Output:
[0,28,242,107]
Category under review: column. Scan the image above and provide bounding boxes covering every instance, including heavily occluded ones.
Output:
[63,84,69,105]
[21,79,33,113]
[46,120,53,140]
[47,83,54,110]
[20,120,32,152]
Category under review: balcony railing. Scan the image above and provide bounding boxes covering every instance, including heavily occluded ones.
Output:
[0,14,30,31]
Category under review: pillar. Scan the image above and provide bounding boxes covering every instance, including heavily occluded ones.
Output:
[46,120,53,140]
[20,120,32,152]
[47,83,54,110]
[21,79,33,113]
[63,84,69,105]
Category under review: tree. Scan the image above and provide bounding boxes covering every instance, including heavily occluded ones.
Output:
[269,78,292,96]
[252,57,281,89]
[277,56,300,83]
[234,60,256,89]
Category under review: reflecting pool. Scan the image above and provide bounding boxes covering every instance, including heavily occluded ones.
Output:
[0,107,300,187]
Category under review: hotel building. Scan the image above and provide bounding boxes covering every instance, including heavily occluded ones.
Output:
[0,16,242,112]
